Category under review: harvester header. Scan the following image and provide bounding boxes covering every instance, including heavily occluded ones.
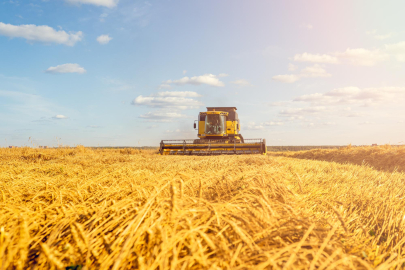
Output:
[159,107,266,155]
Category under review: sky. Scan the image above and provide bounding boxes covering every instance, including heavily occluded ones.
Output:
[1,0,405,147]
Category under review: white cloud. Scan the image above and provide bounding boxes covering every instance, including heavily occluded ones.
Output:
[286,116,304,121]
[65,0,118,8]
[273,64,330,83]
[346,112,365,117]
[230,79,251,87]
[218,73,229,77]
[245,122,264,130]
[53,115,68,119]
[288,64,297,71]
[359,121,374,125]
[158,84,172,90]
[132,91,203,109]
[280,106,327,117]
[293,86,405,106]
[294,53,339,64]
[183,70,187,75]
[269,101,291,107]
[162,74,225,87]
[139,111,187,122]
[156,91,201,97]
[97,34,112,44]
[0,22,82,46]
[367,30,394,40]
[294,93,327,102]
[385,42,405,62]
[99,13,108,22]
[0,90,56,115]
[46,63,86,74]
[336,48,389,66]
[299,23,313,30]
[166,129,182,133]
[264,121,284,126]
[272,74,300,83]
[374,34,393,40]
[245,121,284,130]
[325,86,361,97]
[102,77,133,91]
[300,64,331,78]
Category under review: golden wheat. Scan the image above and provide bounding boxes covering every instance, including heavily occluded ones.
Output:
[270,145,405,172]
[1,146,405,269]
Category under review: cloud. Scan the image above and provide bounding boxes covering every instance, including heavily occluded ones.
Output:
[230,79,251,87]
[99,13,108,22]
[132,91,203,109]
[245,122,265,130]
[288,64,297,71]
[359,121,374,125]
[0,89,59,116]
[294,52,339,64]
[292,42,405,67]
[158,84,172,90]
[346,112,365,117]
[0,23,82,46]
[183,70,187,75]
[97,34,112,44]
[245,121,284,129]
[102,77,133,91]
[53,115,68,119]
[279,106,327,117]
[65,0,118,8]
[300,64,331,78]
[139,111,188,122]
[269,101,291,107]
[162,74,225,87]
[46,63,86,74]
[293,86,405,106]
[166,129,182,133]
[273,64,331,83]
[272,74,300,83]
[299,23,313,30]
[385,42,405,62]
[218,73,229,77]
[264,121,284,126]
[367,30,394,40]
[336,48,389,66]
[156,91,201,97]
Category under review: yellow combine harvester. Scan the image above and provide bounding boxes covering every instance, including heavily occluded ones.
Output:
[159,107,267,155]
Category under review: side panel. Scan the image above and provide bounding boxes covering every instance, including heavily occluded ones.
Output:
[198,113,206,138]
[198,121,205,136]
[226,121,235,134]
[226,121,239,135]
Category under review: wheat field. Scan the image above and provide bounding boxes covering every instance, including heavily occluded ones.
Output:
[1,146,405,269]
[270,145,405,173]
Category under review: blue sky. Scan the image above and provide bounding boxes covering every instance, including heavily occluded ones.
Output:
[1,0,405,147]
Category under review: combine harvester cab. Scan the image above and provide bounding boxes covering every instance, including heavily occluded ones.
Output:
[159,107,267,155]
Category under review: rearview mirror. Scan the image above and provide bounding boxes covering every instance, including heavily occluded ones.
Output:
[194,123,196,129]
